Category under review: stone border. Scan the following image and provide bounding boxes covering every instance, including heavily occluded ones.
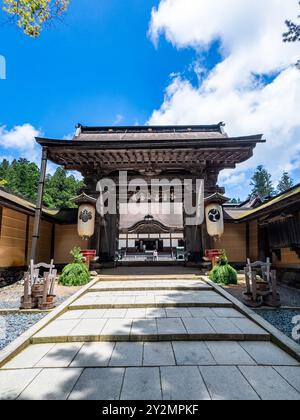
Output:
[0,277,100,368]
[97,274,204,281]
[0,309,51,315]
[204,277,300,362]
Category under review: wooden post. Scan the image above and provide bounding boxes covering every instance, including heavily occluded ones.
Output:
[41,272,50,307]
[30,148,48,263]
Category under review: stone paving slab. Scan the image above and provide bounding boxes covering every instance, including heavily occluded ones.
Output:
[68,368,125,400]
[69,290,232,309]
[100,319,133,341]
[4,341,299,370]
[18,368,83,400]
[31,316,270,344]
[0,369,41,400]
[143,342,175,366]
[120,367,162,400]
[70,342,115,367]
[239,366,300,400]
[274,367,300,393]
[109,342,143,367]
[130,319,158,341]
[35,343,83,368]
[205,341,255,366]
[60,306,244,321]
[239,342,300,366]
[199,366,260,400]
[161,366,210,400]
[90,280,212,292]
[3,344,55,369]
[1,365,300,400]
[172,341,216,366]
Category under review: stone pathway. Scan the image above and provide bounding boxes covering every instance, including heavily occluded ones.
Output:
[0,275,300,400]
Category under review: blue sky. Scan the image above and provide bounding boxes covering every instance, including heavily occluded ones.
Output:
[0,0,197,135]
[0,0,300,200]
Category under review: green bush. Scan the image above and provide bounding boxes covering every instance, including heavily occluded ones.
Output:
[59,247,90,286]
[209,252,238,285]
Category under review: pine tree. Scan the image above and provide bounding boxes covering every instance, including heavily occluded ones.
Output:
[277,172,294,193]
[0,159,10,180]
[43,167,84,208]
[250,165,275,198]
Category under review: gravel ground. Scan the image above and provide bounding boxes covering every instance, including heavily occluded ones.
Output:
[224,276,300,308]
[0,282,82,351]
[0,282,81,310]
[255,309,300,344]
[0,313,47,351]
[224,277,300,345]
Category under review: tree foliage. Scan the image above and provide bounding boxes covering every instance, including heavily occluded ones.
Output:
[43,166,84,208]
[250,165,275,199]
[0,158,84,208]
[3,0,69,37]
[283,2,300,43]
[283,1,300,68]
[277,171,294,193]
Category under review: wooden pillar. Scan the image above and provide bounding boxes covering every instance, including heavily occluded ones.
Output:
[24,215,30,265]
[183,188,203,263]
[246,222,250,260]
[98,181,119,265]
[0,206,3,237]
[31,148,48,262]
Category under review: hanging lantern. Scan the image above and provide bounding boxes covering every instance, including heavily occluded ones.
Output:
[73,193,97,240]
[205,193,229,238]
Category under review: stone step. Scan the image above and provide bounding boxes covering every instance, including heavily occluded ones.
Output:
[69,290,232,310]
[89,280,212,292]
[31,316,270,344]
[2,341,298,371]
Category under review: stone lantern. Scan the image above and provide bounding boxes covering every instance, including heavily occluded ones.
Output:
[204,193,229,238]
[73,193,97,240]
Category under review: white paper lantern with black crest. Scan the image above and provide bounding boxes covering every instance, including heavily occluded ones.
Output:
[73,193,97,240]
[205,193,229,238]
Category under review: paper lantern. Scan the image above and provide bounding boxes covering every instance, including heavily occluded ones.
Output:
[73,193,97,240]
[78,204,96,239]
[205,203,224,238]
[204,193,229,238]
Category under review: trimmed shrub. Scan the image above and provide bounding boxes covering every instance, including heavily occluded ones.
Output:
[59,247,90,286]
[209,252,238,285]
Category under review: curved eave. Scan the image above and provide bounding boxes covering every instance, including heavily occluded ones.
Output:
[35,134,265,150]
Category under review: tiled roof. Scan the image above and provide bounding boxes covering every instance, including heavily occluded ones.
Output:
[74,124,228,142]
[235,185,300,220]
[0,188,59,217]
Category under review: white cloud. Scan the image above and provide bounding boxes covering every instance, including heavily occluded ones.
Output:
[148,0,300,196]
[0,124,41,162]
[113,114,125,125]
[0,125,83,181]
